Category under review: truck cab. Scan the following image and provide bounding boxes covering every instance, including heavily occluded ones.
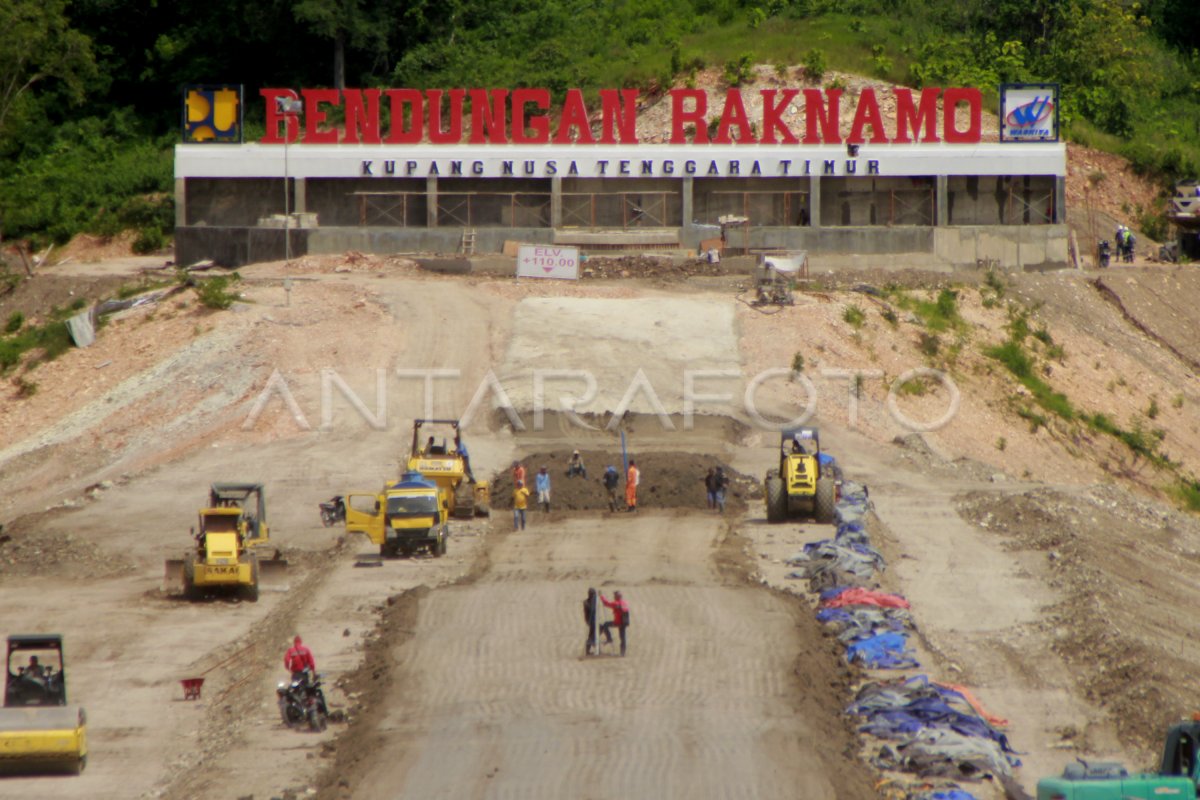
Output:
[345,471,449,558]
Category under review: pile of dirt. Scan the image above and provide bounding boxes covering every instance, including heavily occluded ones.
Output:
[488,450,759,512]
[581,255,728,280]
[956,485,1200,760]
[0,508,136,578]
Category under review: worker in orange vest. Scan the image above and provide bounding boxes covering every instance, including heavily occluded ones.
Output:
[625,460,640,512]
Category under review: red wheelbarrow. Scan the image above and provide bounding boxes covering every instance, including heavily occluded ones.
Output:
[180,677,205,700]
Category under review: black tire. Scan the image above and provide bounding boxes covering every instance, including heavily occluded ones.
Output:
[765,476,786,523]
[815,477,836,523]
[243,559,260,602]
[454,484,475,518]
[308,707,326,732]
[73,755,86,775]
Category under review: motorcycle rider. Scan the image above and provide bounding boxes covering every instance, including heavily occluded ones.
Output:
[284,635,316,684]
[280,635,328,725]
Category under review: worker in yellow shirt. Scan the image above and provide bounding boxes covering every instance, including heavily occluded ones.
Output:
[512,480,530,530]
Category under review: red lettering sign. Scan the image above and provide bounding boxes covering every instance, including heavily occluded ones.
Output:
[255,86,986,146]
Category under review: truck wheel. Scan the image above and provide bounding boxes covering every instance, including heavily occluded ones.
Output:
[766,476,786,523]
[815,477,836,523]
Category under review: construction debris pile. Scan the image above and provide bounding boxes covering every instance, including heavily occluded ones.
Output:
[786,476,1019,799]
[579,255,728,280]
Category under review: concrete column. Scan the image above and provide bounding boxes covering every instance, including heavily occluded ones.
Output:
[1054,176,1066,224]
[427,174,438,228]
[551,176,562,228]
[294,178,307,214]
[936,175,949,226]
[681,176,694,228]
[174,178,187,227]
[808,175,821,228]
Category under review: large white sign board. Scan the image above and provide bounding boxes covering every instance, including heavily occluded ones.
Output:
[517,245,580,280]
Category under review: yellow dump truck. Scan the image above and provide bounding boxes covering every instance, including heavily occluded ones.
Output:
[407,419,490,518]
[0,635,87,775]
[165,483,286,601]
[345,471,449,558]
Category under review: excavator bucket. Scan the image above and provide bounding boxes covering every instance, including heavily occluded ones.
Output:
[258,556,288,583]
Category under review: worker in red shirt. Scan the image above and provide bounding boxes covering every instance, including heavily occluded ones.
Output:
[512,460,527,488]
[284,635,316,682]
[600,591,630,656]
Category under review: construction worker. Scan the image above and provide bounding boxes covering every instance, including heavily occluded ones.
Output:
[713,466,728,513]
[583,588,599,655]
[512,480,530,530]
[567,450,587,478]
[600,591,630,656]
[455,434,475,482]
[625,460,640,512]
[284,636,316,683]
[23,655,45,679]
[603,465,620,512]
[512,460,526,488]
[535,466,551,512]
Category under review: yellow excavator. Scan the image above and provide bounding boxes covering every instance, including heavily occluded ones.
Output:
[165,483,286,601]
[407,419,490,518]
[0,634,87,775]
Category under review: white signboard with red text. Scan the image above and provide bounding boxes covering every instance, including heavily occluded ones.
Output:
[517,245,579,280]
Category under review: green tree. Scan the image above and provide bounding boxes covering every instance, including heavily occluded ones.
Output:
[0,1,100,148]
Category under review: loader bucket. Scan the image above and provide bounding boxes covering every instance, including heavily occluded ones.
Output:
[163,559,185,594]
[259,557,288,584]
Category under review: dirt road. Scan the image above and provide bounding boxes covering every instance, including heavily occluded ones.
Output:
[335,512,874,800]
[5,256,1200,799]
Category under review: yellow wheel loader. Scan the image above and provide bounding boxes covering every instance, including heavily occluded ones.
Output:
[0,635,87,775]
[164,483,287,601]
[764,426,838,524]
[407,419,490,519]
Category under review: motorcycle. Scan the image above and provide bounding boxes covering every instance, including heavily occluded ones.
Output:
[318,495,345,527]
[1098,240,1111,268]
[277,670,329,732]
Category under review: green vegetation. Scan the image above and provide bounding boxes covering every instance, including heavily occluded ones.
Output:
[1173,478,1200,512]
[4,312,23,334]
[194,275,241,310]
[0,318,74,372]
[917,332,940,357]
[984,302,1183,476]
[887,288,963,333]
[0,1,1198,246]
[842,305,866,328]
[791,351,805,373]
[880,307,899,327]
